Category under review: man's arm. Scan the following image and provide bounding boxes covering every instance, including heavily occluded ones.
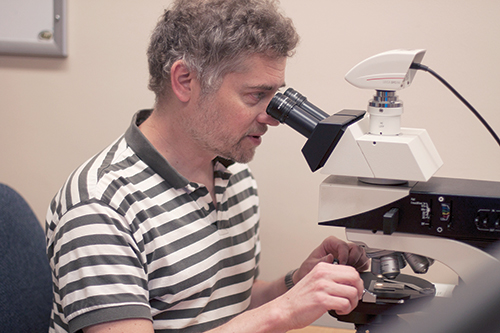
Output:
[83,262,362,333]
[248,235,369,309]
[214,236,369,331]
[209,261,364,333]
[83,319,154,333]
[83,236,368,333]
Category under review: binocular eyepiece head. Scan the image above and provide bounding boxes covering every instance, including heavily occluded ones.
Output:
[266,88,330,138]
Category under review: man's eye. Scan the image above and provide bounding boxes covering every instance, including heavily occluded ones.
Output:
[253,92,266,100]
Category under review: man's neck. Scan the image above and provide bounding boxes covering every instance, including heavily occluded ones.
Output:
[138,107,216,199]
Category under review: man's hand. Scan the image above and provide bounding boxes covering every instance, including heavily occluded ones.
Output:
[276,261,364,331]
[293,236,369,284]
[259,236,367,331]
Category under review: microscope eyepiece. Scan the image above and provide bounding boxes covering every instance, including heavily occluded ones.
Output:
[284,88,330,121]
[266,92,321,138]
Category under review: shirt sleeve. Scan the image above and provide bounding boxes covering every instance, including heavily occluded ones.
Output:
[49,199,152,332]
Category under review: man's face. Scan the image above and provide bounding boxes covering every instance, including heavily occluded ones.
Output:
[187,54,286,163]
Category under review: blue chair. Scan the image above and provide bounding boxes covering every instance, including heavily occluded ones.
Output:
[0,184,52,332]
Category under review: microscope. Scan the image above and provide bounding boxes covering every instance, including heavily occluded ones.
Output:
[266,49,500,331]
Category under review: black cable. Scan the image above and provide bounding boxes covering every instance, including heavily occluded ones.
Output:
[410,62,500,147]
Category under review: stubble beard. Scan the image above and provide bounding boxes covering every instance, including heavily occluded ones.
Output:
[186,97,259,164]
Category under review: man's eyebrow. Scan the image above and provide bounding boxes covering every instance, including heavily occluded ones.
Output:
[246,83,287,90]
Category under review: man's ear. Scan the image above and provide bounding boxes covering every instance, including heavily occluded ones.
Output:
[170,60,196,103]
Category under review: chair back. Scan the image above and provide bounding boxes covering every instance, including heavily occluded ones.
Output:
[0,184,52,332]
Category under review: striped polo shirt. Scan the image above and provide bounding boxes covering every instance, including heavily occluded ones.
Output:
[46,110,261,333]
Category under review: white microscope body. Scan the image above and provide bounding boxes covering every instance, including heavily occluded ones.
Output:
[267,49,500,288]
[267,48,500,330]
[317,49,497,284]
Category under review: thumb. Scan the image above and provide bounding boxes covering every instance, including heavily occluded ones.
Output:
[320,253,335,264]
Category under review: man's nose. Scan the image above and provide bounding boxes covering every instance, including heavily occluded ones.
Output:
[257,110,280,127]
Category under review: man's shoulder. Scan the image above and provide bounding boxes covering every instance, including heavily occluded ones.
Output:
[50,135,141,213]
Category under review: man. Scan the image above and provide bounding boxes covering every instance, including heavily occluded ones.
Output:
[46,0,369,332]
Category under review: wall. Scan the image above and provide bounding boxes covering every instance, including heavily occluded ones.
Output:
[1,0,499,329]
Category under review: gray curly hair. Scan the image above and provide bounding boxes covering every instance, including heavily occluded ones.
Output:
[147,0,299,99]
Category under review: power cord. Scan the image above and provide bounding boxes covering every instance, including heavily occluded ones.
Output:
[410,62,500,147]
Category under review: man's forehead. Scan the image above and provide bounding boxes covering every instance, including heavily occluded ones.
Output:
[232,54,287,88]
